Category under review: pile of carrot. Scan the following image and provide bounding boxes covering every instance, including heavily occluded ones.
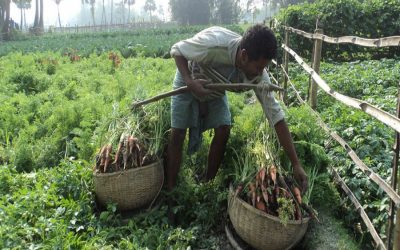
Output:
[93,134,154,173]
[235,165,318,222]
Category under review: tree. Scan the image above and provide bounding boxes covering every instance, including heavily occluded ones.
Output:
[100,0,106,25]
[157,4,164,22]
[115,0,124,23]
[144,0,156,22]
[262,0,270,19]
[1,0,11,38]
[216,0,240,24]
[246,0,254,14]
[23,1,30,28]
[82,0,96,25]
[54,0,62,27]
[110,0,113,24]
[33,0,38,26]
[126,0,134,23]
[279,0,309,8]
[13,0,27,30]
[32,0,43,33]
[17,0,31,29]
[169,0,210,25]
[39,0,43,28]
[251,6,260,23]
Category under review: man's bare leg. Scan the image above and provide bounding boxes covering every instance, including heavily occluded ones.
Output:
[166,128,187,191]
[166,128,186,225]
[206,125,231,181]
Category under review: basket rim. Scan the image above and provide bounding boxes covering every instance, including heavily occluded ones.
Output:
[93,159,163,178]
[229,185,310,225]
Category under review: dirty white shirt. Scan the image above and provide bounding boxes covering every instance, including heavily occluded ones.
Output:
[170,26,284,126]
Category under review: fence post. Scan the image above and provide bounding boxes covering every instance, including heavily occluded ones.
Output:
[283,27,289,104]
[394,83,400,250]
[387,84,400,249]
[307,36,316,102]
[309,28,323,109]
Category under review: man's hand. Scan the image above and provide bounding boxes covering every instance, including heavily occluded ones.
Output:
[293,164,308,193]
[187,79,213,98]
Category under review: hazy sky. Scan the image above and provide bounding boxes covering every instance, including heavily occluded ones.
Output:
[10,0,171,27]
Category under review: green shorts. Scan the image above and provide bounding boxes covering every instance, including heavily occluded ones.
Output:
[171,70,231,153]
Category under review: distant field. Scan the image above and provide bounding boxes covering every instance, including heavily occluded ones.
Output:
[0,25,243,58]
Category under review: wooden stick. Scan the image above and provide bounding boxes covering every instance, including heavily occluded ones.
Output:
[132,86,188,109]
[131,83,284,109]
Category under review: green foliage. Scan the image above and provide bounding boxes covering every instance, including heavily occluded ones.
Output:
[276,0,400,60]
[286,58,400,246]
[1,24,387,248]
[277,197,295,226]
[279,105,331,173]
[0,51,175,170]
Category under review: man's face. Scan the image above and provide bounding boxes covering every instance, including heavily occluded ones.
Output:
[239,49,270,80]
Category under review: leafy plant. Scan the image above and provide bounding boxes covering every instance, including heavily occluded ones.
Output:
[277,196,296,226]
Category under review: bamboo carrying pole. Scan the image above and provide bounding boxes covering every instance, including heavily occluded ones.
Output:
[309,29,323,110]
[131,83,284,109]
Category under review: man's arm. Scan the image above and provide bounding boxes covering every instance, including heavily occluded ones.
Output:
[173,55,212,97]
[274,119,308,192]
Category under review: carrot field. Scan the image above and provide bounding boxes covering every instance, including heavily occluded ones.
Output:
[1,3,400,247]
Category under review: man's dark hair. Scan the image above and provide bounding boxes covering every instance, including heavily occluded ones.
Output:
[239,24,277,61]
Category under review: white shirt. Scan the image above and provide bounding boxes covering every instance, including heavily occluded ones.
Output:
[170,26,284,126]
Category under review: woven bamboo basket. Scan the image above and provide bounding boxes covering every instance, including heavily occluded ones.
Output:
[228,186,309,250]
[94,160,163,211]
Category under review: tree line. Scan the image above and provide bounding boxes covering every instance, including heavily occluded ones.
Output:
[169,0,312,25]
[0,0,311,39]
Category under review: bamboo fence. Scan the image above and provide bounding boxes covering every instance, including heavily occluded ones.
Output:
[271,19,400,249]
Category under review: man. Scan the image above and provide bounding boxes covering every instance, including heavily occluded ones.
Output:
[166,24,308,194]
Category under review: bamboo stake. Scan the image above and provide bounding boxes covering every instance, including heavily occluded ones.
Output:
[387,84,400,249]
[333,169,386,250]
[310,29,323,110]
[131,83,284,109]
[283,27,289,104]
[394,83,400,250]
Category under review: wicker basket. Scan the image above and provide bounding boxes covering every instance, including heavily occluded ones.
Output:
[94,160,163,211]
[228,186,309,250]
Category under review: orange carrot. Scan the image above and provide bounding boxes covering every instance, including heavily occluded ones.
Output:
[123,136,130,169]
[256,195,266,212]
[249,182,256,207]
[256,167,265,189]
[113,142,123,170]
[293,186,302,204]
[234,184,243,197]
[103,145,112,173]
[261,184,269,205]
[134,141,142,167]
[258,167,266,184]
[99,145,107,169]
[269,165,277,185]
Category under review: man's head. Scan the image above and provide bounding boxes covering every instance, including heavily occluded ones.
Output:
[237,24,277,79]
